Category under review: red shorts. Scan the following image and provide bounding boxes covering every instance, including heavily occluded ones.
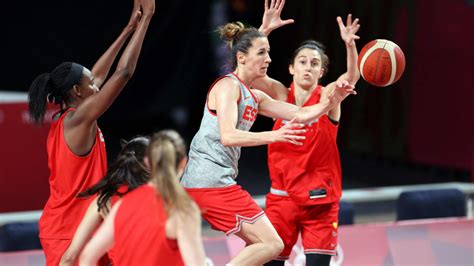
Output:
[265,193,339,259]
[186,185,264,235]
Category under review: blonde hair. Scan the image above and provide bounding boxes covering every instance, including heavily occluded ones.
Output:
[217,21,265,69]
[147,130,192,215]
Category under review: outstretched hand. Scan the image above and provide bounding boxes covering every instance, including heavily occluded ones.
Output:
[259,0,294,36]
[272,118,306,146]
[328,80,357,105]
[336,14,360,46]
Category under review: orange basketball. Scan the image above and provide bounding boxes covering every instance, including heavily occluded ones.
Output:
[358,39,405,87]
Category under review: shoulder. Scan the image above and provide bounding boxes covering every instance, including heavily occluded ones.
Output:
[211,76,241,99]
[213,76,240,90]
[251,89,267,102]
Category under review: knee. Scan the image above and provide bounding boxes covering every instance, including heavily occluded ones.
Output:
[267,236,284,257]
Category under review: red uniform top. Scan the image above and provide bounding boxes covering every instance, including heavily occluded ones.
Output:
[39,109,107,239]
[267,84,342,205]
[114,184,184,266]
[106,185,130,264]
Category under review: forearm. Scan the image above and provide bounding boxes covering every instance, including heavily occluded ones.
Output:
[77,15,153,122]
[293,100,332,124]
[78,206,117,266]
[91,28,133,88]
[116,15,152,75]
[343,42,360,85]
[328,103,341,122]
[220,128,275,147]
[78,247,101,266]
[61,202,102,265]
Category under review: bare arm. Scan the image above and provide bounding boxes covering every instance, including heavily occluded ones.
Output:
[211,78,305,147]
[60,198,103,266]
[64,0,155,155]
[254,89,333,123]
[252,0,295,102]
[335,14,360,86]
[79,201,120,266]
[321,80,357,122]
[91,0,141,88]
[250,76,289,102]
[171,204,206,266]
[326,14,361,121]
[73,3,154,125]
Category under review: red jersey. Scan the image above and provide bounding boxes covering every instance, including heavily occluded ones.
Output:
[267,84,342,205]
[106,185,130,265]
[113,185,184,266]
[39,109,107,239]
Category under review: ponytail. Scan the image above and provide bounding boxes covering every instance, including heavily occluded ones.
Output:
[27,62,84,124]
[28,73,52,124]
[148,131,192,216]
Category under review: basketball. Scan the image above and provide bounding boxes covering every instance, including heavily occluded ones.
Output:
[358,39,405,87]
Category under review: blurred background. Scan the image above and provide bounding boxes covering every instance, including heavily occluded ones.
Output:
[0,0,472,212]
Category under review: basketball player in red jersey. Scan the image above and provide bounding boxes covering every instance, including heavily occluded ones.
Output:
[179,1,354,265]
[27,0,154,264]
[79,130,206,266]
[255,4,361,265]
[59,136,150,266]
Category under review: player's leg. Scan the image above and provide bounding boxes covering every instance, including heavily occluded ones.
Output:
[263,193,300,266]
[306,253,331,266]
[231,215,284,265]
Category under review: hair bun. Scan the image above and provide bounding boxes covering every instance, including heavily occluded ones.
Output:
[218,21,245,45]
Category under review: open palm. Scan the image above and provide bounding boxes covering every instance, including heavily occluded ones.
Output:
[337,14,360,45]
[260,0,294,35]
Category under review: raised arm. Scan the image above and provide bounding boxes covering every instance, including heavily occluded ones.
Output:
[79,201,120,266]
[324,14,360,121]
[64,0,154,155]
[60,199,103,266]
[253,0,293,100]
[91,0,141,88]
[74,0,154,125]
[212,78,305,147]
[335,14,360,86]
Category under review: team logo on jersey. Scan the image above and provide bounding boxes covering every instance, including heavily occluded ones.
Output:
[242,105,257,122]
